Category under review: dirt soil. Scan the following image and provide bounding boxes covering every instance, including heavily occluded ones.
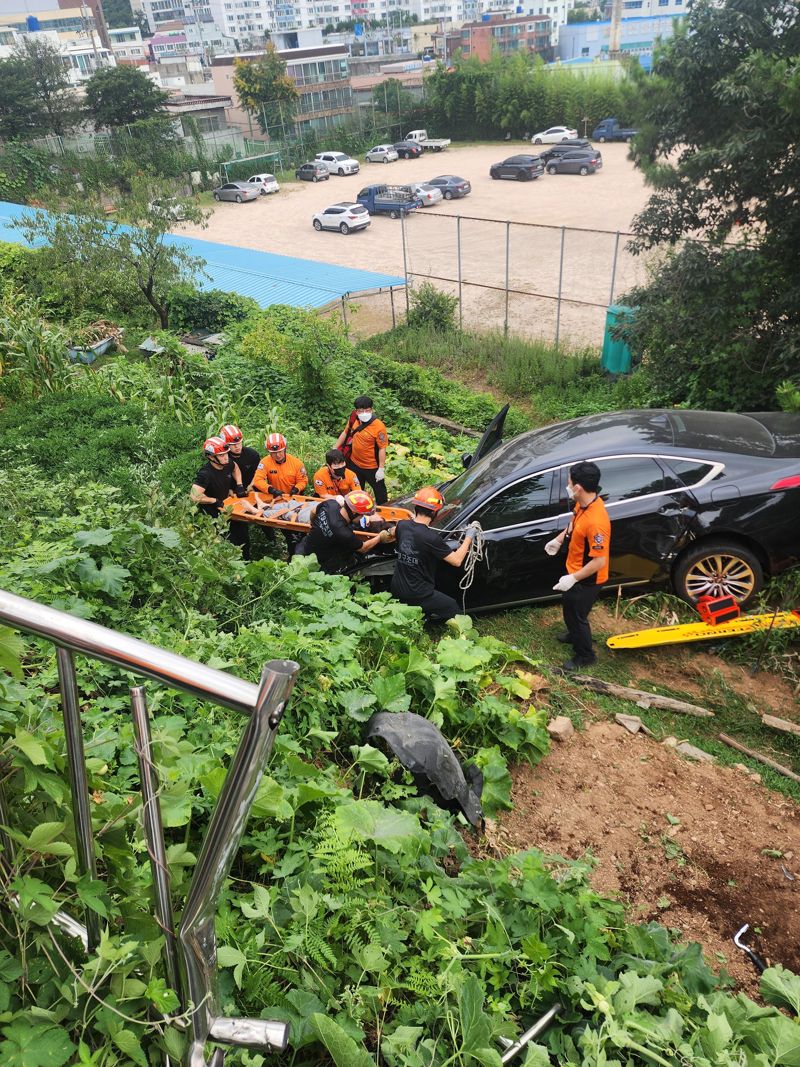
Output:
[176,141,651,344]
[494,721,800,995]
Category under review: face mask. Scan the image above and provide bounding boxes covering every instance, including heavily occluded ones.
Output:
[331,467,347,479]
[566,485,574,500]
[357,412,372,423]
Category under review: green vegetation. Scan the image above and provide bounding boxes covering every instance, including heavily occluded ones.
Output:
[624,0,800,410]
[425,54,631,140]
[233,46,300,136]
[84,66,169,130]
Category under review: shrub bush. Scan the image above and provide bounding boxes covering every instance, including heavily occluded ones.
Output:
[168,285,259,333]
[407,282,459,333]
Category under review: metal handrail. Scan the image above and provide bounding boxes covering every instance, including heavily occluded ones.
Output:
[0,589,299,1066]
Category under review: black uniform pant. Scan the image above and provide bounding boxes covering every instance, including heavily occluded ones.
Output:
[347,461,388,505]
[226,519,251,560]
[561,581,601,662]
[394,588,461,622]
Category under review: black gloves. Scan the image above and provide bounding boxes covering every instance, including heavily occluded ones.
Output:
[235,485,247,498]
[268,486,282,497]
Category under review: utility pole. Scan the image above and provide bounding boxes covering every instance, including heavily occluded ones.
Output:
[608,0,622,60]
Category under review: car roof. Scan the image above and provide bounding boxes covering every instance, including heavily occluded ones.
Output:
[503,155,538,163]
[433,175,461,181]
[481,410,781,471]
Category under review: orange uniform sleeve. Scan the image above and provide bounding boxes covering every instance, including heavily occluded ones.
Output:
[291,457,308,493]
[585,514,611,557]
[251,457,270,494]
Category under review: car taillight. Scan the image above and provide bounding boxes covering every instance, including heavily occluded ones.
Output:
[771,475,800,490]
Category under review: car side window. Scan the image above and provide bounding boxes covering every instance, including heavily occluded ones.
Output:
[663,458,715,487]
[596,458,671,503]
[474,472,554,531]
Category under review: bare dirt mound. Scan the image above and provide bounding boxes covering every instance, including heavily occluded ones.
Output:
[498,722,800,994]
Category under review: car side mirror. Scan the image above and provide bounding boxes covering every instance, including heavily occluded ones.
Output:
[462,452,473,469]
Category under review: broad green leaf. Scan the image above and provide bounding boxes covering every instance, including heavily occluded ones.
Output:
[747,1014,800,1066]
[143,525,181,548]
[14,728,48,766]
[10,876,60,925]
[472,747,512,813]
[521,1044,552,1067]
[459,974,491,1050]
[613,972,664,1015]
[240,884,272,920]
[350,744,391,776]
[762,965,800,1016]
[111,1028,148,1067]
[468,1051,503,1067]
[334,800,421,854]
[217,944,247,988]
[25,821,67,850]
[436,637,493,672]
[158,783,193,828]
[309,1013,373,1067]
[73,528,114,547]
[251,775,293,820]
[0,627,24,679]
[75,875,109,919]
[699,1010,733,1058]
[355,942,388,973]
[372,673,411,713]
[75,558,131,596]
[145,977,180,1014]
[0,1020,75,1067]
[340,691,377,722]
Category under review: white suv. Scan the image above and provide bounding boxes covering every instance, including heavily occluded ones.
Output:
[314,152,360,176]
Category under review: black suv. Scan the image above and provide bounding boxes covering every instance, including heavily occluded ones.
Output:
[351,407,800,611]
[538,138,592,163]
[489,154,545,181]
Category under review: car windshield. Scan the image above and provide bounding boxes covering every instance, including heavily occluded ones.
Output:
[332,153,348,160]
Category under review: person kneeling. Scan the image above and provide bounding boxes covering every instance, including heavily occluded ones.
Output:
[295,490,393,573]
[391,487,478,622]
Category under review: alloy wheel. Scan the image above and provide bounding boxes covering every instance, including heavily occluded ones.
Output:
[683,553,757,602]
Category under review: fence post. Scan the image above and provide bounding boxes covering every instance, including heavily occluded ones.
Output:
[341,294,349,334]
[130,685,182,1005]
[56,647,101,952]
[555,225,566,349]
[504,220,510,339]
[390,286,396,328]
[609,230,621,305]
[457,215,463,330]
[400,210,410,314]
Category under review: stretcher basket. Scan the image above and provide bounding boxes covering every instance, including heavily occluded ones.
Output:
[225,492,412,540]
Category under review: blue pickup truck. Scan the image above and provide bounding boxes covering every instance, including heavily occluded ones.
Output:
[591,118,637,143]
[356,184,421,219]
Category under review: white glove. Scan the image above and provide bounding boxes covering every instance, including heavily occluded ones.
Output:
[334,495,345,505]
[544,537,561,556]
[466,521,481,538]
[553,574,577,593]
[375,467,385,481]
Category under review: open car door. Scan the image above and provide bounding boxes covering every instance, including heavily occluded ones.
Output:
[462,404,509,469]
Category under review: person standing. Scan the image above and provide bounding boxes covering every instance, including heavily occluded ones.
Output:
[295,490,393,573]
[219,424,260,490]
[190,436,251,558]
[312,448,361,499]
[251,433,308,497]
[545,461,611,671]
[391,487,479,622]
[335,395,389,505]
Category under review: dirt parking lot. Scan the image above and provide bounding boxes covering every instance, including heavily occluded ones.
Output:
[177,142,654,343]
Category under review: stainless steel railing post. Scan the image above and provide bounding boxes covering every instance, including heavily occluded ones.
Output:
[56,647,101,952]
[130,685,183,1006]
[179,660,298,1066]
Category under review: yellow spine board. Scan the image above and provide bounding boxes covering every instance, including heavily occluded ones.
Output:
[607,612,800,650]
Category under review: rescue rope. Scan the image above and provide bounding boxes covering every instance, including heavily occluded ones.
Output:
[455,522,487,614]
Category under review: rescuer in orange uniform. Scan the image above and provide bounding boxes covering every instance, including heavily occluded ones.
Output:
[312,448,361,499]
[545,460,611,672]
[335,395,389,505]
[251,433,308,497]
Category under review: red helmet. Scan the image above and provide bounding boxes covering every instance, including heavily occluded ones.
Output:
[413,486,444,513]
[219,424,243,444]
[344,490,375,515]
[265,432,287,453]
[203,436,229,458]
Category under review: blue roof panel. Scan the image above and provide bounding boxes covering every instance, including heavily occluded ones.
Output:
[0,200,406,310]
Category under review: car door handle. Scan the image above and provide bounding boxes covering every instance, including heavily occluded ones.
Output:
[524,530,558,541]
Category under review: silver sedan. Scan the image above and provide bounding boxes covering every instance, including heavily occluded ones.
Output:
[213,181,260,203]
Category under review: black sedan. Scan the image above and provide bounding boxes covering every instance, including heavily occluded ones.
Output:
[352,408,800,611]
[490,154,544,181]
[538,138,592,164]
[546,150,603,175]
[427,175,471,200]
[394,140,423,159]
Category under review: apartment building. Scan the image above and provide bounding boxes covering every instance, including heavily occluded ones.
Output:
[446,11,553,61]
[558,10,686,69]
[108,24,148,63]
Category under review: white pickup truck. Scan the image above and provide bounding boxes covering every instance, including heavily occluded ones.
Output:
[404,129,451,152]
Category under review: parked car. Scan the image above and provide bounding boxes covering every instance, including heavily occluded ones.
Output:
[545,149,603,175]
[530,125,578,144]
[356,184,420,218]
[350,407,800,611]
[295,161,330,183]
[314,151,360,176]
[394,140,423,159]
[592,117,637,142]
[489,154,544,181]
[246,173,280,195]
[312,202,371,234]
[408,181,443,206]
[366,144,399,164]
[404,129,451,152]
[148,197,189,220]
[538,139,592,163]
[426,175,471,199]
[212,181,260,203]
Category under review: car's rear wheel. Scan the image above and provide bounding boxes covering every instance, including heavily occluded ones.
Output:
[598,136,606,143]
[444,190,453,200]
[547,165,557,175]
[516,171,526,181]
[313,219,323,231]
[383,157,389,163]
[673,541,763,608]
[340,223,350,234]
[389,210,399,219]
[312,175,318,182]
[213,193,220,201]
[579,166,589,176]
[534,137,542,144]
[236,194,242,203]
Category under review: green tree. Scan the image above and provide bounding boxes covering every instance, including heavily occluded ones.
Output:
[371,78,417,116]
[17,182,207,328]
[233,45,299,134]
[12,37,81,137]
[623,0,800,409]
[0,57,47,141]
[568,4,600,23]
[85,66,168,129]
[101,0,135,29]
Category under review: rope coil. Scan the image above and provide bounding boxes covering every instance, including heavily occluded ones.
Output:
[455,522,487,613]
